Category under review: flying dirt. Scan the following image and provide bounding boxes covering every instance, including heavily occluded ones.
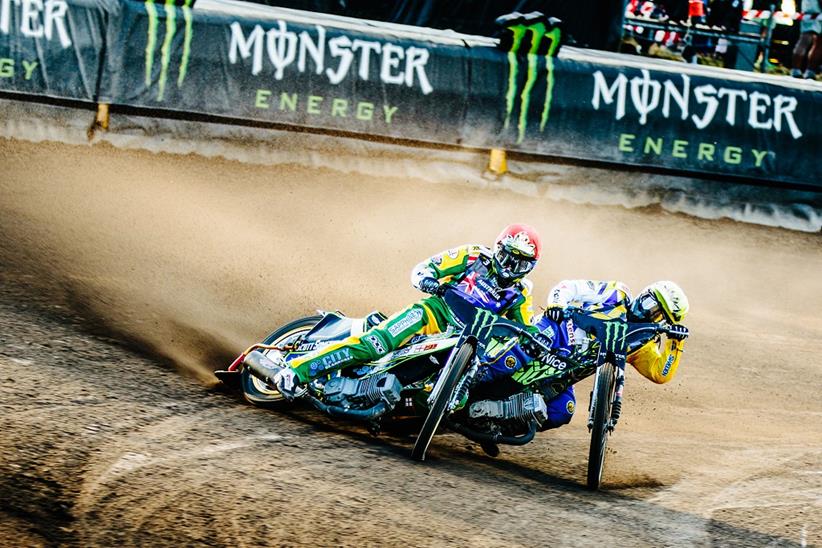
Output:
[0,131,821,545]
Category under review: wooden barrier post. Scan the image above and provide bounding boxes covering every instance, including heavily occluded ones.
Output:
[488,148,508,175]
[95,103,110,131]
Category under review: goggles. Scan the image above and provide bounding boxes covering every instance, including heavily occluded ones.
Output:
[494,246,536,278]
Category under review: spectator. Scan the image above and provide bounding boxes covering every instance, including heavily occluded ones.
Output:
[792,0,822,77]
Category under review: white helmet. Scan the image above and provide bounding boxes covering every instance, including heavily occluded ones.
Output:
[629,281,689,324]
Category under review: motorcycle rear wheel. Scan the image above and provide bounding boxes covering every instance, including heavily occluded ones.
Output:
[411,343,474,461]
[586,361,616,490]
[241,315,322,407]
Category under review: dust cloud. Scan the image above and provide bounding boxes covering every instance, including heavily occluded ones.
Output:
[2,136,821,542]
[1,138,820,387]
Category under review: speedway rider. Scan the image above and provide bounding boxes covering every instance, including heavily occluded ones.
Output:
[265,224,542,398]
[472,280,690,432]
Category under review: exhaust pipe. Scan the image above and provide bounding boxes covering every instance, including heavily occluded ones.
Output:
[306,395,391,422]
[243,350,282,384]
[446,419,537,446]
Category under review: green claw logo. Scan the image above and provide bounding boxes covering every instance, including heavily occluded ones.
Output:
[471,309,497,342]
[503,22,561,144]
[602,322,627,354]
[144,0,194,101]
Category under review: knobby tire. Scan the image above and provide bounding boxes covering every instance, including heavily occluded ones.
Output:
[411,343,474,461]
[587,361,616,490]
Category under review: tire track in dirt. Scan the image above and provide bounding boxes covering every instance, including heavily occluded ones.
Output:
[1,137,820,545]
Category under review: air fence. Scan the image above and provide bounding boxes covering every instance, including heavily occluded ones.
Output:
[1,0,820,189]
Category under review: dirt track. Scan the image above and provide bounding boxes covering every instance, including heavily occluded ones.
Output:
[1,137,821,546]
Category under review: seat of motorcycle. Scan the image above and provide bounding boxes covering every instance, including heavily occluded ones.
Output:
[365,311,387,329]
[303,310,387,342]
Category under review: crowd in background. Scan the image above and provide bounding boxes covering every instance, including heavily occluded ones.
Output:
[624,0,822,78]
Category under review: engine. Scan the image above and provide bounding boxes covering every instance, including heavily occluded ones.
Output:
[322,372,403,409]
[468,392,548,426]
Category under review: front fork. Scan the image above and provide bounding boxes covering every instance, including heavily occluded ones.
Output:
[587,362,626,433]
[610,365,625,431]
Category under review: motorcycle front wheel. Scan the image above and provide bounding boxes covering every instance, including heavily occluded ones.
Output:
[241,315,322,407]
[411,343,474,461]
[586,361,616,490]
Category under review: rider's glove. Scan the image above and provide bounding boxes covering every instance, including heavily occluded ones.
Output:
[521,332,553,359]
[418,277,441,295]
[272,367,300,400]
[667,324,689,341]
[544,305,564,323]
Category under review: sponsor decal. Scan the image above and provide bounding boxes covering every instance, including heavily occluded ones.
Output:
[387,308,423,337]
[229,21,432,93]
[447,248,460,259]
[505,355,518,369]
[231,19,432,123]
[502,21,561,144]
[364,334,385,355]
[565,320,575,346]
[431,255,442,266]
[592,69,803,139]
[422,343,437,351]
[317,348,352,370]
[602,321,628,354]
[566,400,575,414]
[661,354,675,376]
[543,353,567,371]
[254,91,398,124]
[143,0,195,101]
[616,132,774,168]
[511,351,571,385]
[0,0,72,48]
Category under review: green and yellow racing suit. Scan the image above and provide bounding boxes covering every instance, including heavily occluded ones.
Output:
[288,244,535,383]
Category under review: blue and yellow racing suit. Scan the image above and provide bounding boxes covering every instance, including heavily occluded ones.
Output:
[547,279,685,383]
[288,244,535,383]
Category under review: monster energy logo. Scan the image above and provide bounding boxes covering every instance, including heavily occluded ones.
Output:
[470,309,497,343]
[602,321,627,354]
[144,0,194,101]
[503,22,561,144]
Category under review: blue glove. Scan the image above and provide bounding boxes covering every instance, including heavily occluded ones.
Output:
[418,277,440,295]
[667,324,689,341]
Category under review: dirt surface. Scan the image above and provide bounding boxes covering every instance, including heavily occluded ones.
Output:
[1,137,821,546]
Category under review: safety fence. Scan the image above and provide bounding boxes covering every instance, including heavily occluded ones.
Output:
[1,0,820,189]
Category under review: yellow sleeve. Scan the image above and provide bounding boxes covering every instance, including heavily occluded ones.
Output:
[627,338,684,384]
[410,244,480,289]
[503,279,535,327]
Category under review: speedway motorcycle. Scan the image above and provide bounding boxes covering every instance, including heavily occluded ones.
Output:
[409,299,678,489]
[214,287,555,451]
[215,288,676,489]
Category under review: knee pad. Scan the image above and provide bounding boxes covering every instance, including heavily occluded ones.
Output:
[360,331,394,361]
[541,386,576,430]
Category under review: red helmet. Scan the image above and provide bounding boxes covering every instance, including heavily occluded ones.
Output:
[492,224,541,282]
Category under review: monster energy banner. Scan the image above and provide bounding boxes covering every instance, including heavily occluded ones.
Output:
[0,0,111,101]
[486,53,822,188]
[4,0,819,188]
[466,21,821,187]
[98,0,819,188]
[99,0,467,139]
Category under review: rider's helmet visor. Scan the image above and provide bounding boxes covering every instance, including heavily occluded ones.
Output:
[631,292,665,322]
[494,246,537,280]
